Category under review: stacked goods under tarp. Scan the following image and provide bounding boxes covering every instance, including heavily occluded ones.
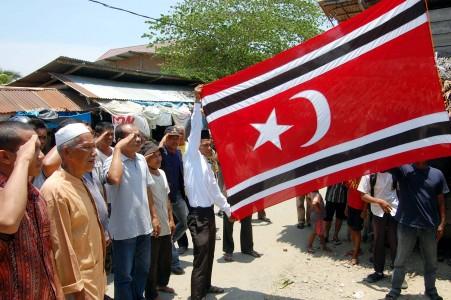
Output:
[437,57,451,114]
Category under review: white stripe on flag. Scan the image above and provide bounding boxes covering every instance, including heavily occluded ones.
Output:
[231,134,451,212]
[206,12,428,122]
[204,0,421,106]
[227,111,449,196]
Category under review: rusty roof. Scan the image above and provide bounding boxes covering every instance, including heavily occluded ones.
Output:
[318,0,450,23]
[0,87,86,114]
[318,0,367,23]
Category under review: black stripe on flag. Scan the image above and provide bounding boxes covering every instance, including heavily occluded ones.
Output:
[203,0,426,117]
[228,121,451,206]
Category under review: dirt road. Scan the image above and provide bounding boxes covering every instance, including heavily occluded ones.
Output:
[106,198,451,299]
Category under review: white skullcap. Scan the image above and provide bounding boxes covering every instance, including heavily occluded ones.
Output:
[55,123,91,147]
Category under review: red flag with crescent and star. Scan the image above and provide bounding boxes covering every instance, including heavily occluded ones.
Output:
[200,0,451,219]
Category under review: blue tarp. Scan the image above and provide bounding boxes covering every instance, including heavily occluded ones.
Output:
[15,111,92,129]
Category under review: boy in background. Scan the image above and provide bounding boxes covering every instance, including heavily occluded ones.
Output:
[141,142,176,300]
[306,191,331,253]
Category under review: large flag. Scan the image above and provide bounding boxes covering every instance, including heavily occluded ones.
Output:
[200,0,451,219]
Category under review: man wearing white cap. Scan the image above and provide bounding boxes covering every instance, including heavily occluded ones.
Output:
[41,123,106,300]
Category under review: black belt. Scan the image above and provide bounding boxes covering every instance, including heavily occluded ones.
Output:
[190,205,214,216]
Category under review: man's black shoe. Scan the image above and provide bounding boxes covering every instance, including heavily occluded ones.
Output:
[297,223,305,229]
[207,286,225,294]
[242,250,262,258]
[365,272,384,283]
[385,293,398,300]
[171,267,185,275]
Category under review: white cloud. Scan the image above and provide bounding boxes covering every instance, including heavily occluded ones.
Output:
[0,41,115,76]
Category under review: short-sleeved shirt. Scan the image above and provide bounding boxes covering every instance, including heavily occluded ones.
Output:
[358,173,399,217]
[325,183,347,204]
[150,169,171,236]
[390,164,449,228]
[104,153,154,240]
[346,179,364,210]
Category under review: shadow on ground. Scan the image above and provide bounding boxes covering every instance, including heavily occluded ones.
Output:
[159,287,304,300]
[276,224,451,281]
[206,287,304,300]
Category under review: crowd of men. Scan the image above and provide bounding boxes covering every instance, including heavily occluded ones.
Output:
[0,83,449,300]
[297,160,449,300]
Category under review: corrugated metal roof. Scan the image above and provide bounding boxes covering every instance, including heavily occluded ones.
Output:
[0,87,86,114]
[97,44,155,61]
[318,0,450,23]
[52,74,195,103]
[318,0,366,23]
[8,56,198,87]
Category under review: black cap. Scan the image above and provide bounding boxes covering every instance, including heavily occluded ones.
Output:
[164,126,180,136]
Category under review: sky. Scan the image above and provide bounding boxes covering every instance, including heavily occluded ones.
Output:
[0,0,180,76]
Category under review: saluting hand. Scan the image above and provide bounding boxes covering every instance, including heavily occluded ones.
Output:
[115,133,136,150]
[95,130,109,145]
[16,134,38,162]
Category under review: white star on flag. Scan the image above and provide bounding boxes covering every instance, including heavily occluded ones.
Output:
[251,109,292,150]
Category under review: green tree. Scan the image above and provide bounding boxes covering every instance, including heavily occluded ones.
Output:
[144,0,326,82]
[0,69,21,85]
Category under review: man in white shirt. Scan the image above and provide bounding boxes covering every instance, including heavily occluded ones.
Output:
[184,85,234,300]
[358,172,399,283]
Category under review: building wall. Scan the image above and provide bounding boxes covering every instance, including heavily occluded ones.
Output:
[429,7,451,57]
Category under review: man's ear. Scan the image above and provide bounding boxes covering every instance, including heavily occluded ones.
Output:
[0,150,15,166]
[59,145,69,159]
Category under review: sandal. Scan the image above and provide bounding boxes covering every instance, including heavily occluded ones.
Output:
[307,247,315,253]
[350,258,359,265]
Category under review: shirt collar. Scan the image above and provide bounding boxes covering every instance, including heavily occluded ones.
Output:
[120,153,137,162]
[412,164,430,174]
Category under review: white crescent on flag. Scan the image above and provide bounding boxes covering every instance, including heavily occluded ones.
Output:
[290,90,331,147]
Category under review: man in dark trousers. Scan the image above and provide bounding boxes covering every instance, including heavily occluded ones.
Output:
[385,162,448,300]
[184,85,235,300]
[222,214,261,261]
[160,126,188,275]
